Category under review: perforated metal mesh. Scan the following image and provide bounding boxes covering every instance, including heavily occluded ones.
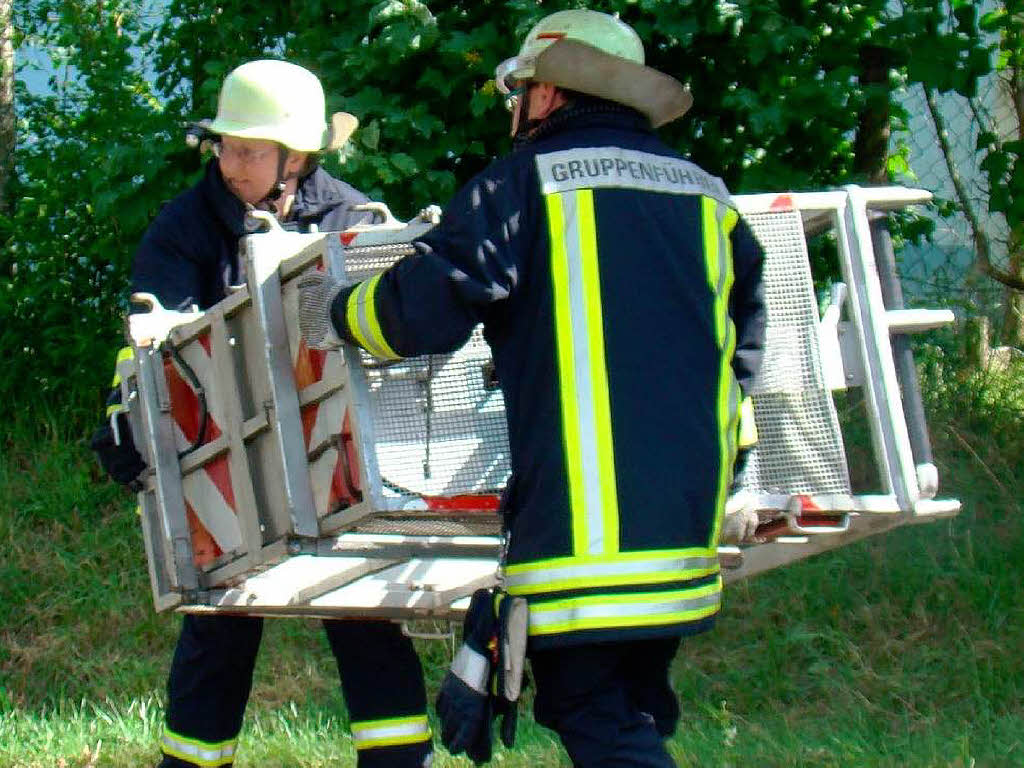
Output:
[742,209,852,495]
[340,209,853,506]
[352,516,503,537]
[343,245,512,503]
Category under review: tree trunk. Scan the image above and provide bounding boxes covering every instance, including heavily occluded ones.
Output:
[1001,230,1024,346]
[853,44,894,184]
[0,0,14,213]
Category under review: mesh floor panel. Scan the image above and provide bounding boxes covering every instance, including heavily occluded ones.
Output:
[344,245,512,504]
[340,208,853,508]
[352,515,502,537]
[742,209,852,495]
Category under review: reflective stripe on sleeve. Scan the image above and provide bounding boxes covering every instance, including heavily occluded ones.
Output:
[702,197,741,549]
[526,578,722,636]
[161,730,236,767]
[350,714,432,750]
[504,549,719,595]
[110,345,135,387]
[344,274,402,360]
[738,395,758,448]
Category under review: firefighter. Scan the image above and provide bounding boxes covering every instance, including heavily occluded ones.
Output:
[90,60,433,768]
[297,10,765,766]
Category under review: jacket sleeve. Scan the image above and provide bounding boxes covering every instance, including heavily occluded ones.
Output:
[729,216,766,397]
[130,203,209,310]
[329,168,527,359]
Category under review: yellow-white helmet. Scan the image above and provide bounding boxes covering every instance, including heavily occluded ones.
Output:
[495,9,691,127]
[207,60,357,152]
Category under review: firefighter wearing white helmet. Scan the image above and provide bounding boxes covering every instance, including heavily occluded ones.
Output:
[298,10,766,766]
[193,59,359,210]
[495,9,693,139]
[91,59,434,768]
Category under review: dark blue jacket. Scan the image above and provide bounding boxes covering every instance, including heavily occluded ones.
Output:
[132,160,370,309]
[329,107,766,649]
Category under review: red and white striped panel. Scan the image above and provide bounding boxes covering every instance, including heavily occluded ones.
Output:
[282,262,362,519]
[165,332,243,566]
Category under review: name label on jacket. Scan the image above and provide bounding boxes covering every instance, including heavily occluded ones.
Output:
[536,147,731,204]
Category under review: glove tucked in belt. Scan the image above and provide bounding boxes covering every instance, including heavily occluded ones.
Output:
[436,588,528,765]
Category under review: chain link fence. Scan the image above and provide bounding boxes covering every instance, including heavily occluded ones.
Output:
[894,69,1013,320]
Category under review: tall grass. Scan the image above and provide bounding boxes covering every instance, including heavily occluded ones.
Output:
[1,347,1022,766]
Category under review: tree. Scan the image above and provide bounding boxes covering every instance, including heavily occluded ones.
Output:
[0,0,998,416]
[0,0,12,213]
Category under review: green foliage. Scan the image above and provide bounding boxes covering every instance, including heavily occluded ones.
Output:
[979,3,1024,236]
[2,349,1023,765]
[0,0,998,417]
[2,1,192,417]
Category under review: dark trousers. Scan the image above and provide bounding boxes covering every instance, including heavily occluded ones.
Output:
[159,613,430,768]
[530,636,683,768]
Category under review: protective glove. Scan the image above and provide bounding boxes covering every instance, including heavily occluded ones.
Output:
[721,490,759,544]
[437,588,496,764]
[492,591,528,748]
[720,444,759,544]
[90,412,146,489]
[296,270,347,350]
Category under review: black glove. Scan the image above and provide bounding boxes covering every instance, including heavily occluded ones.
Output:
[436,589,529,763]
[90,413,146,488]
[437,589,496,764]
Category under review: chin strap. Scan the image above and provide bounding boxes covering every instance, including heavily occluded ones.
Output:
[259,145,291,214]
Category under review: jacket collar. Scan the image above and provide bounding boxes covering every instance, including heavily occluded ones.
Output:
[520,103,653,148]
[200,161,348,235]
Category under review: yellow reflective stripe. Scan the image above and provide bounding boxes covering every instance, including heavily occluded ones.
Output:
[111,345,134,387]
[547,193,587,554]
[161,730,235,767]
[350,714,432,750]
[345,275,401,360]
[504,549,719,595]
[703,199,740,549]
[738,395,758,448]
[527,578,722,636]
[547,189,620,557]
[106,403,122,418]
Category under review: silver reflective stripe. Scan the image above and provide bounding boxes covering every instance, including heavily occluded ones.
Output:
[351,714,432,749]
[529,589,722,632]
[505,553,719,592]
[558,191,606,554]
[161,732,235,767]
[450,644,490,694]
[536,147,731,203]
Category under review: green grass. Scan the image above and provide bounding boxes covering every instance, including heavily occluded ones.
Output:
[2,357,1024,767]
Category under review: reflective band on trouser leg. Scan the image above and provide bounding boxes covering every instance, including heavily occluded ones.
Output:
[545,189,620,558]
[504,550,719,595]
[161,730,236,767]
[526,579,723,637]
[702,197,740,548]
[344,274,402,360]
[350,714,432,751]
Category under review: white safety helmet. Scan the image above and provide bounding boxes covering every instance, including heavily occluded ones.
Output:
[207,59,357,153]
[495,9,692,127]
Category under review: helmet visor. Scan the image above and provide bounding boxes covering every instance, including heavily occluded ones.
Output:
[495,55,533,95]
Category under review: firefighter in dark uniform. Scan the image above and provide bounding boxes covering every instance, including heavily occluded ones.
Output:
[90,60,433,768]
[297,11,766,767]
